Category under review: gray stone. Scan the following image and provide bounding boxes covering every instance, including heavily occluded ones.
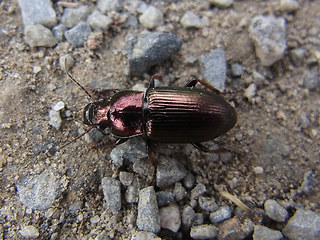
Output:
[65,21,92,47]
[87,10,113,31]
[49,109,62,130]
[19,225,39,239]
[131,231,161,240]
[137,186,160,233]
[125,185,139,203]
[119,171,134,186]
[218,216,255,240]
[18,0,57,27]
[183,171,196,189]
[289,48,306,66]
[61,5,90,28]
[253,225,283,240]
[16,169,64,210]
[264,199,288,222]
[194,213,205,226]
[231,63,243,77]
[279,0,299,12]
[139,6,164,29]
[190,224,219,239]
[303,71,318,90]
[133,157,154,177]
[182,205,195,227]
[159,204,181,233]
[101,177,121,214]
[298,170,316,195]
[210,0,234,8]
[198,196,218,212]
[200,48,227,91]
[126,32,182,74]
[156,191,175,207]
[97,0,123,13]
[52,24,67,42]
[59,54,74,72]
[24,24,57,48]
[249,15,286,66]
[173,182,187,201]
[210,206,232,223]
[190,183,206,200]
[180,11,202,28]
[110,138,147,167]
[156,157,187,188]
[282,209,320,240]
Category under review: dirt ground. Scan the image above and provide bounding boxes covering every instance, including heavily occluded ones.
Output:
[0,0,319,239]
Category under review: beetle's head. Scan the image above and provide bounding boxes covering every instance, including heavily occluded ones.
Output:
[83,99,111,131]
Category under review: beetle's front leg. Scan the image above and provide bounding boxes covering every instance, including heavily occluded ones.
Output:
[185,76,221,95]
[90,89,119,101]
[148,74,164,88]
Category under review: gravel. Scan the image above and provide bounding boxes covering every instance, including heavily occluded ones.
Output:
[264,199,288,222]
[24,24,57,47]
[190,224,219,239]
[64,21,92,47]
[159,204,181,233]
[180,11,203,28]
[61,5,90,29]
[139,6,164,30]
[19,225,40,239]
[210,205,232,223]
[101,177,121,214]
[87,10,113,31]
[253,225,283,240]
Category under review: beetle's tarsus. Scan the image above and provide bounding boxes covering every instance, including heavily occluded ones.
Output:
[115,138,129,145]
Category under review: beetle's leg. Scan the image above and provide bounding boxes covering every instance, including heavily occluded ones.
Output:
[115,138,129,145]
[185,76,221,95]
[191,142,229,153]
[148,74,164,88]
[90,89,119,100]
[146,140,157,167]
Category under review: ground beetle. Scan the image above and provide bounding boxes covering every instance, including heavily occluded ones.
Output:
[67,73,237,166]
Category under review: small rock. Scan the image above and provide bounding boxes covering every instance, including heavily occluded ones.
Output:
[190,224,219,239]
[156,156,187,188]
[95,231,111,240]
[33,66,41,74]
[210,206,232,223]
[48,110,61,129]
[156,191,175,207]
[59,54,74,72]
[125,185,139,203]
[199,196,218,212]
[52,101,65,111]
[299,112,310,129]
[194,213,205,226]
[101,177,121,214]
[65,21,92,47]
[279,0,299,12]
[160,204,181,233]
[231,63,243,77]
[190,183,206,200]
[16,169,64,210]
[244,83,257,100]
[18,0,57,27]
[139,6,164,29]
[298,170,316,195]
[253,225,283,240]
[303,71,318,90]
[180,11,202,28]
[24,24,57,47]
[264,199,288,222]
[182,205,196,227]
[210,0,234,8]
[19,225,39,239]
[97,0,123,13]
[253,166,264,175]
[126,32,182,74]
[200,48,227,91]
[90,215,100,224]
[249,15,286,66]
[183,171,196,189]
[173,182,187,201]
[69,200,83,213]
[61,5,90,28]
[137,186,160,233]
[119,171,134,186]
[131,231,161,240]
[282,209,320,240]
[87,10,113,31]
[133,157,154,177]
[289,48,305,66]
[52,24,67,42]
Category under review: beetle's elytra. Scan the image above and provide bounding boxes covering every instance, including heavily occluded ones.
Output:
[80,75,237,164]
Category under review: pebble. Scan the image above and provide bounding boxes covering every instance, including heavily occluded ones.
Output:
[131,231,161,240]
[139,6,164,29]
[190,224,219,239]
[87,10,113,31]
[180,11,203,28]
[198,196,218,212]
[194,213,205,225]
[61,5,90,28]
[210,206,232,223]
[200,48,227,91]
[59,54,74,72]
[279,0,299,12]
[231,63,243,77]
[33,66,41,74]
[97,0,123,13]
[137,186,160,233]
[156,156,187,188]
[126,32,182,73]
[19,225,39,239]
[183,171,196,189]
[264,199,288,223]
[24,24,57,48]
[132,157,154,177]
[210,0,234,8]
[282,209,320,240]
[299,112,310,129]
[119,171,134,186]
[289,48,306,66]
[52,24,67,42]
[110,138,147,167]
[298,170,315,195]
[101,177,121,214]
[18,0,57,27]
[52,101,65,111]
[65,21,92,47]
[253,225,283,240]
[49,109,62,130]
[159,204,181,233]
[244,83,257,100]
[90,215,100,224]
[190,183,206,200]
[303,71,318,90]
[173,182,187,201]
[125,185,139,203]
[156,191,175,207]
[16,169,63,210]
[248,15,286,66]
[182,205,196,227]
[253,166,264,175]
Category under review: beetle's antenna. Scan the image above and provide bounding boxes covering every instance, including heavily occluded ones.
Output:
[59,126,94,150]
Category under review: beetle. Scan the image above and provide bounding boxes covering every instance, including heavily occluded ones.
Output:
[67,73,237,166]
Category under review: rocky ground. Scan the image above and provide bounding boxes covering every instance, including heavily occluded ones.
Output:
[0,0,319,239]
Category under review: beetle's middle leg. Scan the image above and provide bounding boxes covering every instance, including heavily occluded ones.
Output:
[185,76,221,95]
[191,142,228,153]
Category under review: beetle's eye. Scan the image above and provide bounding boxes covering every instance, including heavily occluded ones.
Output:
[83,103,95,125]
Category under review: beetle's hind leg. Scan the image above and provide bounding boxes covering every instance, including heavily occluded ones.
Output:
[185,76,222,95]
